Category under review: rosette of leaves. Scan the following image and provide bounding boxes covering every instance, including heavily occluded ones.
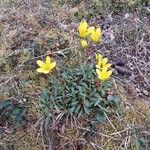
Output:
[0,99,28,128]
[39,64,120,122]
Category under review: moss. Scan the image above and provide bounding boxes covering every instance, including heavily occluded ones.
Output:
[0,130,42,150]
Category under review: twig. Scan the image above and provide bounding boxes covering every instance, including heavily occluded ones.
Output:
[109,127,131,136]
[75,126,120,141]
[90,142,104,150]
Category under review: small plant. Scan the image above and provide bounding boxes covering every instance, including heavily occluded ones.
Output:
[88,27,102,43]
[78,20,89,38]
[39,63,120,122]
[36,56,56,74]
[0,99,28,127]
[80,39,88,48]
[96,53,112,81]
[78,20,102,48]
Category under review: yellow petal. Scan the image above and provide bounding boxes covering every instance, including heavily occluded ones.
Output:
[96,54,103,67]
[98,71,105,81]
[103,63,111,70]
[91,33,99,42]
[49,62,56,70]
[90,27,102,42]
[81,21,88,30]
[99,74,105,80]
[96,53,103,60]
[90,32,95,41]
[106,70,112,77]
[102,70,112,80]
[46,56,51,64]
[102,71,112,80]
[37,68,49,74]
[41,70,50,74]
[96,65,101,69]
[79,21,87,31]
[80,40,88,48]
[87,26,95,34]
[100,72,108,81]
[96,28,102,42]
[96,68,112,81]
[96,28,102,36]
[96,68,101,75]
[96,68,105,80]
[101,66,108,73]
[102,58,108,67]
[37,60,44,67]
[79,21,88,38]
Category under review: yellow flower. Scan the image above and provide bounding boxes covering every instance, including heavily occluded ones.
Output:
[36,56,56,74]
[96,67,112,81]
[80,40,88,48]
[78,21,88,38]
[96,53,111,69]
[96,53,112,81]
[89,27,102,42]
[96,53,103,66]
[87,26,95,35]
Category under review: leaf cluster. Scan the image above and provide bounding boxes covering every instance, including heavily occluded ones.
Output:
[0,99,28,127]
[39,63,120,122]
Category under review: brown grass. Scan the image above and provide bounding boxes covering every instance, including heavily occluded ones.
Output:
[0,0,150,149]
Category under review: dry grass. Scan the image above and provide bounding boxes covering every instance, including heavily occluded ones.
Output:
[0,0,150,149]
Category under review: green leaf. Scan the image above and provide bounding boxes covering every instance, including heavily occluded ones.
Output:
[94,98,100,106]
[100,89,106,97]
[39,97,46,104]
[80,82,88,89]
[54,105,59,110]
[107,95,121,113]
[105,82,112,88]
[10,106,28,124]
[38,63,118,122]
[74,11,79,17]
[69,106,76,113]
[75,105,81,114]
[84,105,91,115]
[78,86,83,94]
[78,110,83,118]
[96,110,107,123]
[107,95,120,103]
[84,100,92,107]
[0,100,13,111]
[71,101,79,106]
[41,89,49,101]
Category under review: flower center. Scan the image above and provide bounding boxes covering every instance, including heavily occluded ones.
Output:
[43,64,50,70]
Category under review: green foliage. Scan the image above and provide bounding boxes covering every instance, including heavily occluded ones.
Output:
[0,99,28,127]
[39,63,120,122]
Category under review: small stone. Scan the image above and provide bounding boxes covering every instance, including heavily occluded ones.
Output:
[23,98,27,102]
[124,13,130,19]
[146,7,150,14]
[125,105,130,110]
[143,89,149,96]
[115,66,132,75]
[114,59,127,66]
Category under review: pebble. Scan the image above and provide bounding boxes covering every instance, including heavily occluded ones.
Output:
[143,89,149,96]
